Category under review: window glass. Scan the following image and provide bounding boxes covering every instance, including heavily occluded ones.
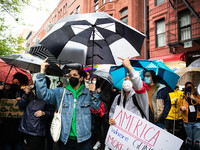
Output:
[179,11,191,40]
[155,0,165,6]
[156,19,166,47]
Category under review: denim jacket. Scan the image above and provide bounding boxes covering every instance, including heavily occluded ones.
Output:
[36,73,101,144]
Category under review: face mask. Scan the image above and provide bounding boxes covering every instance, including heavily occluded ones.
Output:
[69,77,79,87]
[122,80,132,92]
[144,77,151,85]
[186,86,192,93]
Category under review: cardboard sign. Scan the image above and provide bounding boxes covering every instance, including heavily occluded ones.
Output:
[105,106,183,150]
[0,99,23,118]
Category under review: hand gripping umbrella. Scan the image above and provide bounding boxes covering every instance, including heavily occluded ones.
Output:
[30,12,145,71]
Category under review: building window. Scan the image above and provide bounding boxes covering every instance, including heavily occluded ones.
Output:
[156,19,166,47]
[109,0,112,2]
[76,5,80,14]
[120,7,128,16]
[95,4,99,12]
[155,0,165,6]
[179,10,191,41]
[121,16,128,24]
[102,0,105,4]
[120,7,128,24]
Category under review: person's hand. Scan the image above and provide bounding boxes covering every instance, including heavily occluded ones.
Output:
[174,98,178,102]
[34,110,45,117]
[16,97,21,101]
[180,106,186,111]
[0,85,4,90]
[89,78,96,92]
[118,57,133,73]
[109,118,116,125]
[40,57,49,74]
[23,86,31,94]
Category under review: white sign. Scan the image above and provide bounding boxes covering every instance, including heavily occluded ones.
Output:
[105,106,183,150]
[184,41,192,48]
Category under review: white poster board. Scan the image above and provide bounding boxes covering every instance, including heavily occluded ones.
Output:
[105,106,183,150]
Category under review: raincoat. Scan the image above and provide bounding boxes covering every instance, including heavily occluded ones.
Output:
[166,89,184,120]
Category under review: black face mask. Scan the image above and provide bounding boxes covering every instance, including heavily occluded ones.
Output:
[186,86,192,93]
[69,77,79,87]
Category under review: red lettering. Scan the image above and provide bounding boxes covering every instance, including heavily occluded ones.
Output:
[143,127,155,142]
[132,119,143,136]
[140,123,147,138]
[122,112,132,129]
[148,131,160,146]
[128,115,135,131]
[114,110,123,126]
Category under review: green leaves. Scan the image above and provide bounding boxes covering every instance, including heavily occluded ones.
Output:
[0,0,30,56]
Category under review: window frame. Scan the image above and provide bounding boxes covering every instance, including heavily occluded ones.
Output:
[155,0,165,6]
[156,19,166,48]
[178,10,191,41]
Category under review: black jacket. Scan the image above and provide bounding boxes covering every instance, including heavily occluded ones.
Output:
[18,92,55,136]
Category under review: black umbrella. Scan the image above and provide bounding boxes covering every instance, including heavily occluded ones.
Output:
[1,53,64,76]
[30,12,145,68]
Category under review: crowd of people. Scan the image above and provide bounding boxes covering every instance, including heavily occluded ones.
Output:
[0,57,200,150]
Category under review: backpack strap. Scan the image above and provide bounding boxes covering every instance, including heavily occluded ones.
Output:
[117,94,146,119]
[117,94,121,106]
[132,94,147,119]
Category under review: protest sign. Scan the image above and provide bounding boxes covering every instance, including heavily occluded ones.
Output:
[105,106,183,150]
[0,98,23,118]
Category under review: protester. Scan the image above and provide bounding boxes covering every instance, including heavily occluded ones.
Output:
[165,86,187,149]
[165,86,184,134]
[109,57,149,127]
[35,58,101,150]
[143,70,171,129]
[18,76,55,150]
[180,82,200,150]
[0,72,29,150]
[92,76,112,150]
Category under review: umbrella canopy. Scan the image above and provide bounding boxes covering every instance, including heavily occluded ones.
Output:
[188,58,200,67]
[1,53,64,76]
[30,12,145,66]
[93,70,113,85]
[175,66,200,87]
[110,59,180,91]
[0,58,32,84]
[175,66,200,76]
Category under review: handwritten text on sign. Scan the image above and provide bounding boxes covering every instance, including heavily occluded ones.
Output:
[0,99,23,118]
[105,106,183,150]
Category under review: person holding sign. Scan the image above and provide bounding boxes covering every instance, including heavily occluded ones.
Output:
[35,58,101,150]
[180,82,200,150]
[109,57,149,125]
[0,72,29,150]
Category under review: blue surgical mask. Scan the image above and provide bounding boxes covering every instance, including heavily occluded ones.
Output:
[144,77,151,85]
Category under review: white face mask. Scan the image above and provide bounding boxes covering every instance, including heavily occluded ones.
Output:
[122,80,133,92]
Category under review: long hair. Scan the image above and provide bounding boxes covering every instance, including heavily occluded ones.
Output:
[13,72,29,85]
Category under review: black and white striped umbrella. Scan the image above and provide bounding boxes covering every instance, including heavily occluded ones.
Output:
[30,12,145,66]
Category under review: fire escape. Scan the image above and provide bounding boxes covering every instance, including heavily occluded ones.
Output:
[167,0,200,54]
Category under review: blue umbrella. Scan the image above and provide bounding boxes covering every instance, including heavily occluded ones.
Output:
[110,59,180,91]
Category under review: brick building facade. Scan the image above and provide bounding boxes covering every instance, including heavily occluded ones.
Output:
[30,0,148,59]
[149,0,200,69]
